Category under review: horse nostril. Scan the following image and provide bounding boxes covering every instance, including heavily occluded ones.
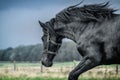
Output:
[41,61,45,66]
[41,59,47,66]
[41,57,45,65]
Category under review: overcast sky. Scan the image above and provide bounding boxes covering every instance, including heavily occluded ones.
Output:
[0,0,120,49]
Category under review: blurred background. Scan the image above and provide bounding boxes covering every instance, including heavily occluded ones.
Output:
[0,0,120,62]
[0,0,120,49]
[0,0,120,80]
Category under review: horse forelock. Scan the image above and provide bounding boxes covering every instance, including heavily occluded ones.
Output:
[44,18,57,35]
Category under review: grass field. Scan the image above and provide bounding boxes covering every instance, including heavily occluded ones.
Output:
[0,61,120,80]
[0,61,77,67]
[0,75,120,80]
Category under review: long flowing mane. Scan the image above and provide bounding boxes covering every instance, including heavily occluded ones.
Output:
[55,2,117,23]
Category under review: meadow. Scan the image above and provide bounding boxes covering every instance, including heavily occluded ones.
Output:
[0,75,120,80]
[0,61,120,80]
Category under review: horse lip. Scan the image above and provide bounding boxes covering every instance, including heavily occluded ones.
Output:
[41,59,53,67]
[45,62,53,67]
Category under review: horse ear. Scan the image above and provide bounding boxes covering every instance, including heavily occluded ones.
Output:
[38,20,47,31]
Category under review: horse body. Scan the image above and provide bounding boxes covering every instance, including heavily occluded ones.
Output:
[76,16,120,64]
[39,2,120,80]
[56,14,120,64]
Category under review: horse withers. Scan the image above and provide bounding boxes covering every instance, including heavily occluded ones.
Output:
[39,2,120,80]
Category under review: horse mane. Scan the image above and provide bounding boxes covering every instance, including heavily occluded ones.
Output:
[55,2,117,23]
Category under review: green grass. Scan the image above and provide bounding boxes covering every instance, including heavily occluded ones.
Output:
[0,76,120,80]
[0,62,40,68]
[0,62,120,80]
[0,61,120,68]
[0,75,66,80]
[53,61,79,67]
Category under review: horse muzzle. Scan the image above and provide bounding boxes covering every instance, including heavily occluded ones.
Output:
[41,57,53,67]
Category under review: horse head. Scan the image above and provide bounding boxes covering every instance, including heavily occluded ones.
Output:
[39,21,62,67]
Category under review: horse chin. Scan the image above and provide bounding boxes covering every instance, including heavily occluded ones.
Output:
[41,60,53,67]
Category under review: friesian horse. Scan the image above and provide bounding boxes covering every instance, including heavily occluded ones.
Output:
[39,2,120,80]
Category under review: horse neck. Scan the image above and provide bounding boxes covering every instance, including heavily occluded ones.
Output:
[54,25,74,43]
[56,22,85,43]
[56,21,94,43]
[57,29,76,42]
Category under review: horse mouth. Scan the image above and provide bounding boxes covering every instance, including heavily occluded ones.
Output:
[41,59,53,67]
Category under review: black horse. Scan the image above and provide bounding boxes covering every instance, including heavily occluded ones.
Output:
[39,2,120,80]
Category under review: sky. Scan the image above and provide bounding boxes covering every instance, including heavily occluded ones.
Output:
[0,0,120,49]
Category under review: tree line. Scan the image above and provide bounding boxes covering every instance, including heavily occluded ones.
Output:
[0,42,81,62]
